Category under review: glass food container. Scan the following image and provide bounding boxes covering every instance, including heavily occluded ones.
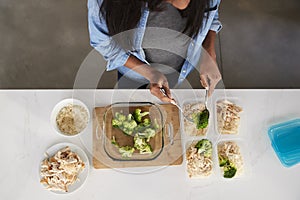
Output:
[103,102,164,161]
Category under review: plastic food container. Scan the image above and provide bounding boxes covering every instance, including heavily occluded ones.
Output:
[181,99,211,137]
[103,102,164,161]
[214,97,244,136]
[268,118,300,167]
[184,139,218,181]
[216,139,249,180]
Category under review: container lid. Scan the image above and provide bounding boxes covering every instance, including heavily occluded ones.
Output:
[268,118,300,167]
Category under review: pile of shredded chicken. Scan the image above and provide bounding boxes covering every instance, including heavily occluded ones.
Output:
[40,146,85,192]
[217,100,243,134]
[186,143,213,178]
[183,102,208,136]
[218,141,244,176]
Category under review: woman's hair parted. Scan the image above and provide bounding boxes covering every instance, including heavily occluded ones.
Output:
[100,0,211,38]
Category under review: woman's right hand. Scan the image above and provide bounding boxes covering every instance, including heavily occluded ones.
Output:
[148,70,174,103]
[124,55,173,103]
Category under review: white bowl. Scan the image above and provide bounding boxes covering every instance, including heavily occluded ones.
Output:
[50,98,90,137]
[39,142,90,194]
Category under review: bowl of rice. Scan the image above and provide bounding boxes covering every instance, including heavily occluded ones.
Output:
[51,98,90,137]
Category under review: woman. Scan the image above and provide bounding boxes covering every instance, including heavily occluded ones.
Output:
[88,0,222,102]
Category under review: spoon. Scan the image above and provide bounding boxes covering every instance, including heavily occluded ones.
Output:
[160,88,194,122]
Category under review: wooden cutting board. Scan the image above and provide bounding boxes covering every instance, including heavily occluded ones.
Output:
[92,104,183,169]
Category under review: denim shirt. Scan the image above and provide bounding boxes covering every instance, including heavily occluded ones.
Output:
[88,0,222,84]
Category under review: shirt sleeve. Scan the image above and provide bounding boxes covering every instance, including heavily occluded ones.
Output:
[87,0,130,70]
[209,0,222,33]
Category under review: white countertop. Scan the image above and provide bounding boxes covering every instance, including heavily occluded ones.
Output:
[1,89,299,200]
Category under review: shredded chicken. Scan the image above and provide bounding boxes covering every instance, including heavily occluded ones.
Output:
[186,142,213,178]
[218,141,244,176]
[183,102,208,136]
[217,100,243,134]
[40,146,85,192]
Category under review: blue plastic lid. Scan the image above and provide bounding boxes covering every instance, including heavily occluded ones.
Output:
[268,118,300,167]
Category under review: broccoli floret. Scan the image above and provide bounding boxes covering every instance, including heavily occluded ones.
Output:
[115,112,126,122]
[223,164,237,178]
[218,156,230,167]
[136,128,156,142]
[111,136,135,158]
[112,118,122,127]
[195,139,212,157]
[133,109,149,123]
[192,109,209,129]
[118,118,137,136]
[134,135,152,154]
[118,146,135,158]
[142,118,151,127]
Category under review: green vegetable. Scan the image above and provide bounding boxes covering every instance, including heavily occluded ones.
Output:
[111,108,159,156]
[118,146,135,158]
[195,139,212,157]
[218,156,230,167]
[136,128,156,142]
[133,109,149,123]
[111,136,135,158]
[134,135,152,154]
[192,109,209,129]
[218,155,237,178]
[223,164,237,178]
[112,112,137,136]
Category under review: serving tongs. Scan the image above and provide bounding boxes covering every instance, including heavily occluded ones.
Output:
[160,88,194,122]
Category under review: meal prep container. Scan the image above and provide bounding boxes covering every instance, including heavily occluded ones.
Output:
[184,138,218,182]
[214,97,245,137]
[181,99,211,137]
[268,118,300,167]
[215,139,249,180]
[102,102,164,161]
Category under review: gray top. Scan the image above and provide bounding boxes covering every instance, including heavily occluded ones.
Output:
[142,3,190,74]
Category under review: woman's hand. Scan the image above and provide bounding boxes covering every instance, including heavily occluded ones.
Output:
[148,70,173,103]
[200,30,222,96]
[124,55,173,103]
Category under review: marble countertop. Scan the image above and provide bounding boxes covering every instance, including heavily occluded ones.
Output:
[0,89,299,200]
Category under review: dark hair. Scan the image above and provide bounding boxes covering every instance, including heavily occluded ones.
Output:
[100,0,210,37]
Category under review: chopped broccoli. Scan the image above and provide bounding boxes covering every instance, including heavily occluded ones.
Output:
[136,128,156,142]
[112,113,137,136]
[134,135,152,154]
[223,164,237,178]
[133,109,149,123]
[217,154,237,178]
[195,139,212,157]
[218,156,230,167]
[118,146,135,158]
[142,118,151,126]
[192,109,209,129]
[111,136,135,158]
[115,112,126,122]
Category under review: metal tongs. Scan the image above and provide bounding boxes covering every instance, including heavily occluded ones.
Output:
[160,88,194,122]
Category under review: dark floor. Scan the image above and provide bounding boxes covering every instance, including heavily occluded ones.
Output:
[0,0,299,89]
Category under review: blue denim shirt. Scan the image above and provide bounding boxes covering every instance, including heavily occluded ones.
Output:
[88,0,222,84]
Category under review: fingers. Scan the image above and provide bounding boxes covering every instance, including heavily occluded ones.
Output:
[150,83,173,103]
[201,73,222,97]
[200,74,209,88]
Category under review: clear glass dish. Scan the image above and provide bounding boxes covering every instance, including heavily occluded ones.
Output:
[103,102,164,161]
